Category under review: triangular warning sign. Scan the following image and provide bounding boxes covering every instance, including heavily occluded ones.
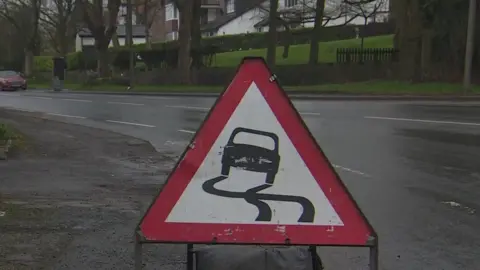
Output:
[137,57,375,246]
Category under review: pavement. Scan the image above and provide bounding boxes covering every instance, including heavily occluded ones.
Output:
[0,109,183,270]
[1,89,480,269]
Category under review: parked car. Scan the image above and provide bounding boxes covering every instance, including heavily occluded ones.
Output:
[221,127,281,185]
[0,70,27,91]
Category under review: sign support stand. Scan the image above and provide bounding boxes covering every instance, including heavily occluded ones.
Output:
[134,233,143,270]
[186,244,194,270]
[369,244,379,270]
[132,242,378,270]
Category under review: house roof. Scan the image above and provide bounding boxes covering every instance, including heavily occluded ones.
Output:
[254,12,306,28]
[78,25,146,38]
[254,17,269,28]
[201,0,265,32]
[201,13,238,32]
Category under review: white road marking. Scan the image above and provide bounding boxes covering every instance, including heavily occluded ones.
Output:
[60,98,92,103]
[167,105,321,116]
[175,129,370,177]
[108,95,130,98]
[47,113,86,119]
[365,116,480,127]
[148,96,177,100]
[178,129,196,134]
[106,120,155,128]
[332,164,370,177]
[0,93,21,96]
[107,101,144,106]
[30,96,52,100]
[166,105,209,111]
[300,112,321,116]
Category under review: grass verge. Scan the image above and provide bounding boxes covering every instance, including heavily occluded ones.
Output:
[0,123,26,152]
[0,123,14,141]
[214,35,394,66]
[29,80,480,95]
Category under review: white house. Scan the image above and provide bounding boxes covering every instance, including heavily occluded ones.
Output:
[75,25,146,52]
[201,0,389,37]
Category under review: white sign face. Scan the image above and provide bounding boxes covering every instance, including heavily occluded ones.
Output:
[166,82,343,226]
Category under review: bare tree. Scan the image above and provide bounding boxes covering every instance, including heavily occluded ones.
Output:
[77,0,121,76]
[0,16,28,71]
[255,5,292,59]
[255,0,359,64]
[0,0,42,75]
[172,0,194,84]
[139,0,165,49]
[344,0,386,49]
[308,0,326,64]
[284,0,361,64]
[266,0,279,67]
[40,0,79,56]
[190,0,202,69]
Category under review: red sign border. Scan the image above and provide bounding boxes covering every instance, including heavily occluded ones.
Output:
[136,57,377,247]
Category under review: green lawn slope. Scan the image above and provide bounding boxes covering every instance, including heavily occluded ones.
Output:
[213,35,394,67]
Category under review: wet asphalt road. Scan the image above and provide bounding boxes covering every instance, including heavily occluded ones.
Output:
[1,90,480,269]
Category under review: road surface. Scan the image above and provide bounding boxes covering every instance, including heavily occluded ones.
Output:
[1,90,479,270]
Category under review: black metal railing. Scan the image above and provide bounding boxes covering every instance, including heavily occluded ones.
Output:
[336,48,399,63]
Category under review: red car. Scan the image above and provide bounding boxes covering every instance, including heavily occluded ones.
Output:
[0,70,27,91]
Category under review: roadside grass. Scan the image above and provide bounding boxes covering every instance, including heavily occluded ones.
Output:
[0,123,26,152]
[0,123,14,141]
[29,80,480,95]
[213,35,394,67]
[0,199,50,223]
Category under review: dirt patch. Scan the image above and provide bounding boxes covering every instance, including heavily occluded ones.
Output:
[0,109,184,269]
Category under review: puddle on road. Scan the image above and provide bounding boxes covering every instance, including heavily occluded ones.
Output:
[406,186,477,215]
[441,201,476,215]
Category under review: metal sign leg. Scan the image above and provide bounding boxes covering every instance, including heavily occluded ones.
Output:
[134,236,143,270]
[186,244,194,270]
[369,245,379,270]
[309,245,324,270]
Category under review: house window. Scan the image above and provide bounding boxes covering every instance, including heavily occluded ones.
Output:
[226,0,234,14]
[166,31,179,41]
[256,27,262,32]
[204,31,217,37]
[165,3,178,21]
[284,0,298,8]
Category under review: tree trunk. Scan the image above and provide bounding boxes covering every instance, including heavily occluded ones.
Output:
[145,29,152,49]
[112,32,120,48]
[177,1,194,84]
[58,23,69,57]
[24,49,34,77]
[308,0,326,65]
[25,0,40,76]
[282,25,291,59]
[96,37,110,77]
[361,18,367,50]
[395,0,423,80]
[420,29,432,81]
[191,0,202,69]
[145,1,152,49]
[391,0,400,50]
[266,0,279,67]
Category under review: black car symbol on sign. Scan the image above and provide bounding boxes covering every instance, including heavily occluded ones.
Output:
[221,127,280,185]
